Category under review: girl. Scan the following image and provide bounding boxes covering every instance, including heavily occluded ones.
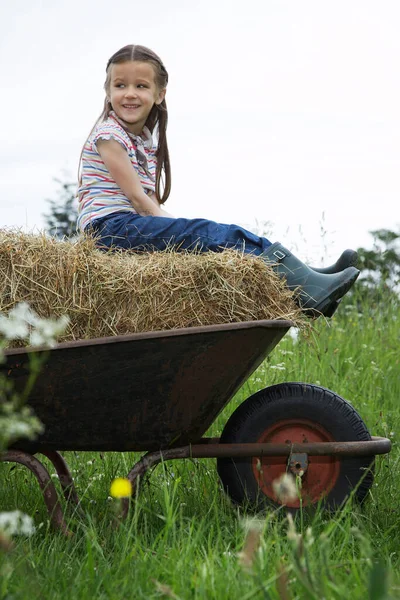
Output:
[77,44,359,318]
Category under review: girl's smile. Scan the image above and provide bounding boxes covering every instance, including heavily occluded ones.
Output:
[108,61,165,135]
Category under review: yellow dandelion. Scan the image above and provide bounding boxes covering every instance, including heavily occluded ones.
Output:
[110,477,132,498]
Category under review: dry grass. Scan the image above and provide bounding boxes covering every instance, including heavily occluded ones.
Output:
[0,230,306,344]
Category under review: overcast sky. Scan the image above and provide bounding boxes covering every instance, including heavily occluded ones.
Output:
[1,0,399,262]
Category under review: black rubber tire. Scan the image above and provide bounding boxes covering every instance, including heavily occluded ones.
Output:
[217,383,374,511]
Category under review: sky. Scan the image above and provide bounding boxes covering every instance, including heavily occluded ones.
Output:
[1,0,399,263]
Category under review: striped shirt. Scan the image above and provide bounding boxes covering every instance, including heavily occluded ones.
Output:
[77,115,157,231]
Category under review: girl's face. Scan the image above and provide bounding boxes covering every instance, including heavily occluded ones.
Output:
[107,61,165,135]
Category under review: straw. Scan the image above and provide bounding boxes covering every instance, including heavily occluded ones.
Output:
[0,230,306,346]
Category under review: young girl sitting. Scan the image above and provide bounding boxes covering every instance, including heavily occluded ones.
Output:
[77,44,359,318]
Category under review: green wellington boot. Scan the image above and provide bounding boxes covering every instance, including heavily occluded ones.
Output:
[309,249,359,316]
[310,249,358,274]
[262,243,360,317]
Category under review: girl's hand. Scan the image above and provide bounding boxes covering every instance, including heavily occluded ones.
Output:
[97,138,165,217]
[148,192,175,218]
[159,208,175,218]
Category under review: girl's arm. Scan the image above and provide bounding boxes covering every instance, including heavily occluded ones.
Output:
[97,139,165,217]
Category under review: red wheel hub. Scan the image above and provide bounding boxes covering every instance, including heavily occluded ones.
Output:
[251,418,340,508]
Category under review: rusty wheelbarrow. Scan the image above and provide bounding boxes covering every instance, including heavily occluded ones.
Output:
[0,320,391,535]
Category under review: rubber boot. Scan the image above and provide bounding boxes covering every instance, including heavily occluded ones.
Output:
[262,242,360,317]
[311,249,358,274]
[310,249,358,316]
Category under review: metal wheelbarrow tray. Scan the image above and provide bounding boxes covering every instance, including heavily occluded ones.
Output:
[0,320,391,535]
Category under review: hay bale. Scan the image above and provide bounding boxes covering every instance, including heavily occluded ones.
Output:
[0,230,305,344]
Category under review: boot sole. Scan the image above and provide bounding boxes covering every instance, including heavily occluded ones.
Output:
[303,271,359,318]
[322,299,341,318]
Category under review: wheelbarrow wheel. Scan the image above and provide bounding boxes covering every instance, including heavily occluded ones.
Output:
[217,382,374,511]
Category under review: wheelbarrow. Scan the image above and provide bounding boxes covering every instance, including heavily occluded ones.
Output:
[0,320,391,535]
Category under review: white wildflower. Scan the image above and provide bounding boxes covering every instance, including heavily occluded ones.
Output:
[279,349,294,356]
[5,421,32,439]
[0,303,69,347]
[0,511,35,537]
[238,518,264,569]
[0,303,39,339]
[344,305,357,313]
[0,315,29,340]
[9,302,38,326]
[273,473,297,503]
[286,513,302,546]
[305,527,315,547]
[29,315,70,347]
[270,362,286,371]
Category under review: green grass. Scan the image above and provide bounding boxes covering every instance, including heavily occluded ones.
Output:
[1,291,399,599]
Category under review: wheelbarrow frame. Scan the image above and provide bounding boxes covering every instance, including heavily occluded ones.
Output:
[0,320,391,535]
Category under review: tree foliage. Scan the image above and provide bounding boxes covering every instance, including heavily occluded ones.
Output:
[43,178,78,239]
[342,227,400,309]
[356,228,400,289]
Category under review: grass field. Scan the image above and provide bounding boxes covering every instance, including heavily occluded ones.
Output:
[1,291,399,599]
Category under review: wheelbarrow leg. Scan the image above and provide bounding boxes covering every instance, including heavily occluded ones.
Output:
[0,450,72,537]
[121,447,193,519]
[40,450,81,507]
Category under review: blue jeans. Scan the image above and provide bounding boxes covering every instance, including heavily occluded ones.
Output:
[89,211,272,255]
